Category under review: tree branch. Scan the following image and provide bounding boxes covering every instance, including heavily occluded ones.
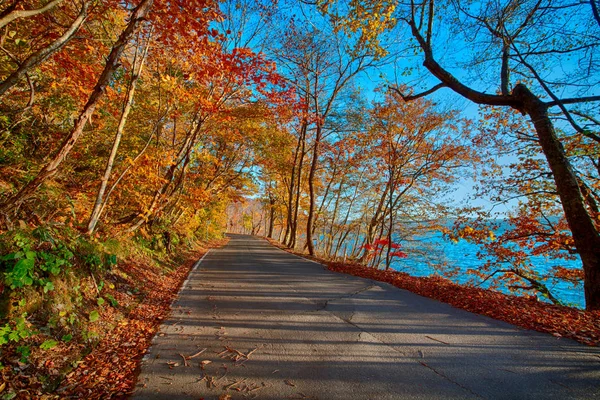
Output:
[404,12,519,109]
[388,82,446,101]
[0,0,64,29]
[0,1,90,98]
[546,95,600,106]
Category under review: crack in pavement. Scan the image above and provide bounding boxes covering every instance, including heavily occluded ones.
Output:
[303,284,486,399]
[310,283,377,311]
[328,305,485,398]
[418,360,484,399]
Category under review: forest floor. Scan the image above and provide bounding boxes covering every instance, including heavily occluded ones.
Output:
[266,238,600,347]
[0,237,228,400]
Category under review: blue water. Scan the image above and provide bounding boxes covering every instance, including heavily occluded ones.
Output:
[390,231,585,309]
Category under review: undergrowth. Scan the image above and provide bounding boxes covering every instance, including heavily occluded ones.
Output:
[0,223,223,399]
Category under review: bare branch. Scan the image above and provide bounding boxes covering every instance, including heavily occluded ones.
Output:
[405,9,518,108]
[388,82,446,101]
[546,95,600,106]
[572,110,600,126]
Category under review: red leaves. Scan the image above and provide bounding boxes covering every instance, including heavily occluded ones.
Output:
[373,238,389,246]
[325,261,600,346]
[362,238,408,259]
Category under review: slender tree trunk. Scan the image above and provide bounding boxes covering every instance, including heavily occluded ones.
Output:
[127,117,201,232]
[284,122,305,245]
[333,170,365,257]
[306,122,322,256]
[289,124,307,249]
[267,195,275,238]
[0,0,154,214]
[386,176,394,271]
[87,32,151,235]
[359,181,390,262]
[326,178,345,258]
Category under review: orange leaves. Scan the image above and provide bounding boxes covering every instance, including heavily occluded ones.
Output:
[56,252,210,399]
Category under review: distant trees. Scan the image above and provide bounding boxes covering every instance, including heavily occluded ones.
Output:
[270,21,379,254]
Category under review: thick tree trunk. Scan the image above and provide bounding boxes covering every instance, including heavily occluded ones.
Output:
[514,84,600,310]
[0,0,154,214]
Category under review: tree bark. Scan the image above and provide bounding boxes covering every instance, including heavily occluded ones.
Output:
[515,84,600,310]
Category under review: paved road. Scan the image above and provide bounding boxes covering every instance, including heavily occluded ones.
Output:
[133,234,600,399]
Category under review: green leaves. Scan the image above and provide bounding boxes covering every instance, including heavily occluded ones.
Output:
[0,314,34,347]
[1,235,73,290]
[89,311,100,322]
[40,339,58,350]
[5,255,35,288]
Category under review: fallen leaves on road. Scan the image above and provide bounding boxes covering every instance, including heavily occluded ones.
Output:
[218,346,259,364]
[187,348,207,359]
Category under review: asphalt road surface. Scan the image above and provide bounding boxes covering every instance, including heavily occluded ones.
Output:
[133,234,600,399]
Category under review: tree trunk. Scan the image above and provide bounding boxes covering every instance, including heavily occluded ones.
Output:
[515,84,600,310]
[87,33,151,235]
[289,123,307,249]
[0,0,154,214]
[359,181,390,262]
[284,122,305,245]
[267,195,275,238]
[306,122,322,256]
